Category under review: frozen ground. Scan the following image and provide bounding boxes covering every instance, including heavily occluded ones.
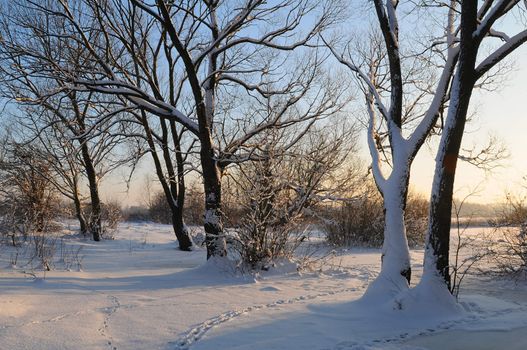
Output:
[0,222,526,350]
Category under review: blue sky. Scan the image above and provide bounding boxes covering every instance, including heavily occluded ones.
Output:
[104,3,527,207]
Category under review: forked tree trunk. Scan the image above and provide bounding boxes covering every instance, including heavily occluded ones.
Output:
[141,112,193,250]
[80,141,102,241]
[156,0,226,259]
[72,188,88,235]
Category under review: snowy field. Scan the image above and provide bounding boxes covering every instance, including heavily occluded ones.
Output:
[1,222,526,350]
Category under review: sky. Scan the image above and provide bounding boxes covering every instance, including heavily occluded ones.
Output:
[104,47,527,209]
[409,44,527,205]
[100,4,527,208]
[108,52,527,208]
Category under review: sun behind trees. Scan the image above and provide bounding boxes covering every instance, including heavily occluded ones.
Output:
[0,0,525,315]
[323,0,527,306]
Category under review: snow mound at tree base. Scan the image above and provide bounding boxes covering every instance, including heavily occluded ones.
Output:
[359,270,463,320]
[393,274,464,318]
[359,271,411,305]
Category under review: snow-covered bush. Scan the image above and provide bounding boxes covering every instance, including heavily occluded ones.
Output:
[0,141,61,244]
[100,201,122,238]
[28,233,58,271]
[226,125,357,270]
[227,156,305,270]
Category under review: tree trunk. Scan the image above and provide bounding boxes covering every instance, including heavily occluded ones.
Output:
[80,141,102,241]
[423,0,479,289]
[362,157,413,300]
[381,175,412,285]
[160,118,193,250]
[72,188,87,235]
[141,112,193,250]
[172,209,192,250]
[200,144,227,259]
[171,120,193,251]
[424,78,475,289]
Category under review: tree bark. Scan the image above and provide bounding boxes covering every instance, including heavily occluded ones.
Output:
[141,112,193,250]
[72,185,88,235]
[80,139,102,242]
[200,141,227,259]
[172,208,191,250]
[424,0,479,289]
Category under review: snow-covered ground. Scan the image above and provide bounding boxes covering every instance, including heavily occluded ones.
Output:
[0,223,526,350]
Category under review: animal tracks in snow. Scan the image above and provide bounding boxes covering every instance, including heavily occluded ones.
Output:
[97,295,121,350]
[0,309,91,330]
[329,302,527,350]
[171,280,370,350]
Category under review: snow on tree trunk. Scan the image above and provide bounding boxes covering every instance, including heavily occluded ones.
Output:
[201,146,227,259]
[421,0,479,291]
[381,177,412,284]
[362,166,412,301]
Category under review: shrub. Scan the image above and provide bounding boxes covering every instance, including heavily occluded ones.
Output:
[324,185,428,248]
[324,191,384,247]
[489,225,527,277]
[227,159,305,270]
[0,143,61,244]
[101,201,122,236]
[146,185,204,226]
[489,191,527,277]
[122,206,150,222]
[405,191,429,247]
[495,193,527,226]
[148,191,172,224]
[183,183,204,226]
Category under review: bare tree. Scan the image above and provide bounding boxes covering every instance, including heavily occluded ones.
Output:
[10,0,345,258]
[424,0,527,291]
[491,186,527,277]
[0,4,136,241]
[325,1,460,295]
[326,0,526,298]
[18,121,89,234]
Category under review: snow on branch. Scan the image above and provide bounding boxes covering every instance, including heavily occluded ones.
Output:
[475,29,527,79]
[366,94,387,191]
[474,0,521,41]
[322,36,389,121]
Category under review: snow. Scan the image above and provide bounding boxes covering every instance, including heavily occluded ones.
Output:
[1,224,526,350]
